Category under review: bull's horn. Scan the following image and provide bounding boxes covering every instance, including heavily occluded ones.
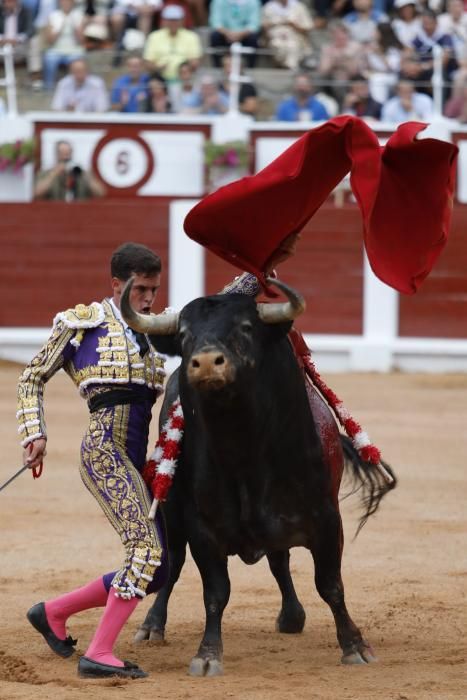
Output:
[257,277,306,324]
[120,278,179,335]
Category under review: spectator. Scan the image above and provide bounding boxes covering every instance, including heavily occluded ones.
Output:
[111,0,161,49]
[391,0,421,49]
[341,74,382,120]
[444,77,467,118]
[276,72,330,121]
[209,0,261,68]
[319,21,364,105]
[218,52,258,116]
[359,22,404,102]
[111,55,150,112]
[381,79,434,121]
[343,0,387,45]
[43,0,85,90]
[34,139,106,200]
[438,0,467,61]
[81,0,111,48]
[141,73,172,111]
[261,0,314,71]
[182,74,229,114]
[51,57,109,110]
[411,9,458,90]
[0,0,40,83]
[168,60,198,112]
[143,4,202,81]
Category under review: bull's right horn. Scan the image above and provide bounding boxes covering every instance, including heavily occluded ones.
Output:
[120,278,179,335]
[257,277,306,324]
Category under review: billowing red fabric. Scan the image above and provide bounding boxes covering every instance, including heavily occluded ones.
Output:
[184,116,458,295]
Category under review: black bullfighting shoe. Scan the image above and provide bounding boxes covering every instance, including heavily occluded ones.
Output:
[78,656,148,679]
[27,602,77,658]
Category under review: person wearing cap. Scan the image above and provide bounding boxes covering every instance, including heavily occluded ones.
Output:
[143,3,202,81]
[391,0,422,48]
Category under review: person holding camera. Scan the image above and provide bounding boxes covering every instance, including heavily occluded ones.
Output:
[34,139,106,201]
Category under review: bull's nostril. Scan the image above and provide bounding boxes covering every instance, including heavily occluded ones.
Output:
[214,356,225,366]
[192,359,200,368]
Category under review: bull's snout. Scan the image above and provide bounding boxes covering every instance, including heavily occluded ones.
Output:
[187,349,234,389]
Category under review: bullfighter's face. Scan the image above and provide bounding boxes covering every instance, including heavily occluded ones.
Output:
[112,272,161,315]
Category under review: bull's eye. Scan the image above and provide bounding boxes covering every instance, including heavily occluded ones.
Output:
[178,327,189,343]
[240,321,253,334]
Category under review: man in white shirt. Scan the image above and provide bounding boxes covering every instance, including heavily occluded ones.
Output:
[381,80,434,122]
[51,57,109,111]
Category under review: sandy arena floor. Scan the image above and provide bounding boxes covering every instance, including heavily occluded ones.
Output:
[0,361,466,700]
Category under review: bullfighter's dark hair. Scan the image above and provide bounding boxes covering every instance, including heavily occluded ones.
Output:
[111,242,162,281]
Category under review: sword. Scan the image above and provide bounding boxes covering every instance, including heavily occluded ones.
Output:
[0,464,30,493]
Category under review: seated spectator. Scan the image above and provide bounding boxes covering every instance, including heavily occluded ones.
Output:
[81,0,111,48]
[275,72,330,121]
[411,9,458,87]
[34,139,106,200]
[343,0,387,45]
[261,0,313,71]
[141,73,172,111]
[111,55,150,112]
[391,0,421,49]
[359,22,404,102]
[209,0,261,68]
[0,0,39,81]
[438,0,467,61]
[111,0,161,50]
[341,74,382,120]
[381,79,434,121]
[181,74,229,114]
[168,60,198,112]
[218,52,258,117]
[319,21,364,105]
[444,77,467,118]
[51,57,109,110]
[143,4,202,81]
[43,0,85,90]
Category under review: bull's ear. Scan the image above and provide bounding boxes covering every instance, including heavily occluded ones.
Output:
[263,320,293,342]
[148,334,181,357]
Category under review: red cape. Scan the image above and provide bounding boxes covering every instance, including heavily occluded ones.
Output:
[184,116,458,295]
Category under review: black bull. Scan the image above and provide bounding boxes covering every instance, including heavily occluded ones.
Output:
[122,288,396,675]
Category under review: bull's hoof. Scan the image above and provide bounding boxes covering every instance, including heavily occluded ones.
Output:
[341,642,377,665]
[189,657,224,677]
[275,605,306,634]
[134,626,165,644]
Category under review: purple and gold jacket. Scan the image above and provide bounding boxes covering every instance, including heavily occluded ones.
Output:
[17,299,166,447]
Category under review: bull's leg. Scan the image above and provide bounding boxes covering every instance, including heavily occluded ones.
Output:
[267,551,306,633]
[310,506,377,665]
[188,545,230,677]
[134,544,187,643]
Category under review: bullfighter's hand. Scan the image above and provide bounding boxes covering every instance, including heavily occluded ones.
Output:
[23,438,47,469]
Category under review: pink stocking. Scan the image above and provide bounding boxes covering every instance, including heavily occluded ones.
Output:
[84,593,140,667]
[44,577,108,640]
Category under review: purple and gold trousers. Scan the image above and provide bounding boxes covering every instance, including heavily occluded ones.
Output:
[80,402,168,598]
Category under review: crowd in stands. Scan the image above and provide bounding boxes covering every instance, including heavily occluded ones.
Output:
[2,0,467,121]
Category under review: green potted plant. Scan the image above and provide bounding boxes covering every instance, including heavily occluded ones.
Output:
[0,139,35,172]
[204,140,250,191]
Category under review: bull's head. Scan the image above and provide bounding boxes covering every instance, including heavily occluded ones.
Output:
[121,277,305,393]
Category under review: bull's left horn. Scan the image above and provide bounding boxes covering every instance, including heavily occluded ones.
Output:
[121,278,179,335]
[257,277,306,324]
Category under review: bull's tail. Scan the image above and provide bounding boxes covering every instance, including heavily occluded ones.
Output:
[340,435,397,536]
